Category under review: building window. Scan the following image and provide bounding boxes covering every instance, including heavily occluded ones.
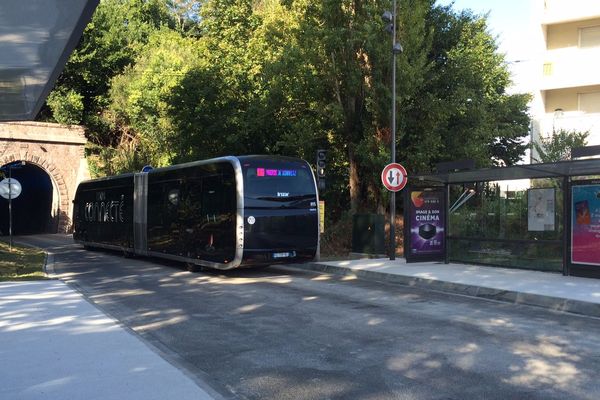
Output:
[578,92,600,113]
[579,25,600,48]
[543,63,553,76]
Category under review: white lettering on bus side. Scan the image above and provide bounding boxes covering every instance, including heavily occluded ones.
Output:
[84,194,126,223]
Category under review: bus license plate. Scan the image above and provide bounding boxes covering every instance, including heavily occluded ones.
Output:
[273,251,295,259]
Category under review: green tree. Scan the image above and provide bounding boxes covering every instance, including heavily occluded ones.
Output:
[40,0,174,144]
[244,1,530,212]
[167,0,327,163]
[46,88,84,125]
[239,0,427,212]
[106,29,204,167]
[417,7,530,169]
[532,128,589,163]
[183,0,530,213]
[66,0,530,220]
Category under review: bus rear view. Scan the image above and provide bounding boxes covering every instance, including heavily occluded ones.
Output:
[239,156,319,265]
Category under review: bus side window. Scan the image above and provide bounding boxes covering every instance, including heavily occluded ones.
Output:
[202,175,222,222]
[201,173,235,225]
[180,177,202,225]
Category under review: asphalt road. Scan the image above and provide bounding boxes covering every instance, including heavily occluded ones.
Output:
[20,234,600,400]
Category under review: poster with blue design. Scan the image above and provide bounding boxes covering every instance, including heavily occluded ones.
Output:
[571,184,600,266]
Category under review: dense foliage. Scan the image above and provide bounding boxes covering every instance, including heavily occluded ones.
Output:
[532,128,589,163]
[41,0,531,220]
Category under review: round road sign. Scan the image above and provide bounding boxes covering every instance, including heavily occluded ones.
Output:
[381,163,407,192]
[0,178,22,199]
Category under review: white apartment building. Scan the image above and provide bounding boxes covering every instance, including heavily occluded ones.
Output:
[530,0,600,161]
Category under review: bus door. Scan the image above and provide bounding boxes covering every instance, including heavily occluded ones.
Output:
[199,174,236,263]
[146,177,182,255]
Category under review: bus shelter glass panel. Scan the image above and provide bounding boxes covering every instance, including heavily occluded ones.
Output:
[448,178,563,272]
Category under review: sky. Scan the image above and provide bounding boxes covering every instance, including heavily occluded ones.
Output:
[436,0,533,59]
[436,0,537,92]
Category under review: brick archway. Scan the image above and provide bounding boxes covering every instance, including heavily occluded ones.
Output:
[1,155,70,232]
[0,122,89,233]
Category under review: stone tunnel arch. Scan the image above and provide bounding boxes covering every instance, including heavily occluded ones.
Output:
[1,156,69,234]
[0,122,88,234]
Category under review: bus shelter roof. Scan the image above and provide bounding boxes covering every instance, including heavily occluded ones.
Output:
[0,0,99,121]
[410,158,600,185]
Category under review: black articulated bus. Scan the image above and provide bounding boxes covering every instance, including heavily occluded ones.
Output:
[73,156,320,270]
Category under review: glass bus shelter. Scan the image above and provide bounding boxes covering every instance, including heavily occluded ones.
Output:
[405,158,600,278]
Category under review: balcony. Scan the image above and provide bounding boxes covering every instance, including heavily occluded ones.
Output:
[541,47,600,90]
[543,0,600,25]
[534,111,600,144]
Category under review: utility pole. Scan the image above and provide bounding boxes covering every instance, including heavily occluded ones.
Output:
[382,2,403,260]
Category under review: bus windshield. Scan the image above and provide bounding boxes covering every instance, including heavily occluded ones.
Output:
[241,159,316,206]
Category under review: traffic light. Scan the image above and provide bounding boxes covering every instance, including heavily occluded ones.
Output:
[316,149,326,178]
[316,149,326,190]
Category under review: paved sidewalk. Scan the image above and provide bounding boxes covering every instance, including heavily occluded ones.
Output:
[301,258,600,318]
[0,280,219,400]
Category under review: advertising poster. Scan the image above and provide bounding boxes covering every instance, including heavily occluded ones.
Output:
[409,190,445,257]
[527,188,555,231]
[571,184,600,266]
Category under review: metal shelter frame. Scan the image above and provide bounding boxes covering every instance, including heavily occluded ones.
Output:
[406,158,600,278]
[0,0,99,121]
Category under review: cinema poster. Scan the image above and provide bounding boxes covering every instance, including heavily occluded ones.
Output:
[408,190,445,259]
[571,184,600,266]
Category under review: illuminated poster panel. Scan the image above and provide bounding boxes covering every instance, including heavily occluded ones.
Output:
[571,184,600,266]
[409,190,445,259]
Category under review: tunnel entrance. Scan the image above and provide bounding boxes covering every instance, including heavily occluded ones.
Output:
[0,162,55,235]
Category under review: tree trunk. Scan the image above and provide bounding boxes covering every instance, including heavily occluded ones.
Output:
[349,146,360,212]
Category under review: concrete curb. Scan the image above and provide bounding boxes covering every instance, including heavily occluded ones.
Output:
[12,239,57,280]
[43,251,56,278]
[295,262,600,319]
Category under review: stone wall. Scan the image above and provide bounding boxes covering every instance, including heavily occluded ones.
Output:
[0,121,89,233]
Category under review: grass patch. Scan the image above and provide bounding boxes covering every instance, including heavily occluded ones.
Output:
[0,240,47,281]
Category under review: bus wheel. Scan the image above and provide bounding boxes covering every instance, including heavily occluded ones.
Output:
[123,250,135,258]
[186,262,203,273]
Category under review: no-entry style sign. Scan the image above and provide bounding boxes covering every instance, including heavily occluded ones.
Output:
[381,163,407,192]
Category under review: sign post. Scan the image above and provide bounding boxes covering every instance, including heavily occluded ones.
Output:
[381,163,408,260]
[1,161,25,251]
[1,177,23,251]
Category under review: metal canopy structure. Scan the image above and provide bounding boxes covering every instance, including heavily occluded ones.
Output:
[410,158,600,184]
[0,0,99,121]
[405,157,600,278]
